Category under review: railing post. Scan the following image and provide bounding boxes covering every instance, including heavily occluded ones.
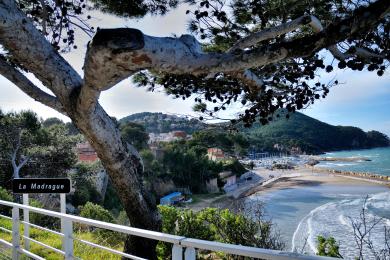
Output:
[63,218,73,260]
[12,207,20,260]
[60,193,66,251]
[184,247,196,260]
[22,194,30,251]
[172,244,183,260]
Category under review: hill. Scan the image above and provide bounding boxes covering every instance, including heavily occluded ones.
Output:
[120,112,390,154]
[245,112,390,154]
[119,112,206,134]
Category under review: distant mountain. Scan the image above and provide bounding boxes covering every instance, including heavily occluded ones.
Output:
[120,112,390,154]
[119,112,206,134]
[245,112,390,154]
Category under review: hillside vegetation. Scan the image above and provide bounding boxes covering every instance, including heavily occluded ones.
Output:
[119,112,205,134]
[245,112,390,154]
[121,112,390,154]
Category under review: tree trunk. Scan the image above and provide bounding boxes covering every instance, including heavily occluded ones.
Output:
[68,106,161,259]
[0,1,161,258]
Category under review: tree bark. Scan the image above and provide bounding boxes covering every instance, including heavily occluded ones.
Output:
[0,1,160,258]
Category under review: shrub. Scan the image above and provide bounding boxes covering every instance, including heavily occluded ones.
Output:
[0,187,12,215]
[29,199,60,229]
[157,205,284,259]
[78,202,123,245]
[317,236,342,258]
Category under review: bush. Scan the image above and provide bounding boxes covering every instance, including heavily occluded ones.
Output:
[157,205,284,259]
[0,187,12,215]
[116,210,130,226]
[78,202,123,245]
[29,199,60,229]
[223,159,247,176]
[317,236,343,258]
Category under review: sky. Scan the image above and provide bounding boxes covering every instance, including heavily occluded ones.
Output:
[0,5,389,136]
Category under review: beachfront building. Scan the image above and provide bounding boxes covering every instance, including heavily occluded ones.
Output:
[159,192,184,205]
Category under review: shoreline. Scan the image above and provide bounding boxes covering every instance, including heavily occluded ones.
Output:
[187,166,390,211]
[242,166,390,198]
[187,165,390,211]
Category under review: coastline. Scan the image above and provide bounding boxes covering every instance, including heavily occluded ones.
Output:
[187,165,390,211]
[242,166,390,198]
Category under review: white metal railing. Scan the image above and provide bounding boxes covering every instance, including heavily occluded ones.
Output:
[0,199,336,260]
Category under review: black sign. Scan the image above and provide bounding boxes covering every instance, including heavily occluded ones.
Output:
[13,178,71,194]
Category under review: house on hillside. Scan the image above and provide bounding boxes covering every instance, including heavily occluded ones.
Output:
[207,148,225,161]
[76,142,98,162]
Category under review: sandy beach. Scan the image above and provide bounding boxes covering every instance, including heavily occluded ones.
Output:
[187,166,390,211]
[243,166,390,197]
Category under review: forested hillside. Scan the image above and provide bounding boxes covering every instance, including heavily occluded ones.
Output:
[245,112,390,154]
[121,112,390,154]
[120,112,205,133]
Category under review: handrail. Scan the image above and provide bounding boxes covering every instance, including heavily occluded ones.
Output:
[0,199,185,244]
[20,220,64,237]
[73,237,147,260]
[22,236,65,256]
[181,238,330,260]
[0,199,336,260]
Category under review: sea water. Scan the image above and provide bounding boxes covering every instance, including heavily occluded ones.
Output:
[248,147,390,259]
[316,147,390,176]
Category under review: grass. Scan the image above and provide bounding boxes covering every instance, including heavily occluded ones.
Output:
[0,217,124,259]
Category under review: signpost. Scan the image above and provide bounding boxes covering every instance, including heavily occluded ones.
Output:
[12,178,71,254]
[12,178,71,194]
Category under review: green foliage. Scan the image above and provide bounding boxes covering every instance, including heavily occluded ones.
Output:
[0,216,123,259]
[116,210,130,226]
[223,159,247,176]
[190,129,250,156]
[79,202,115,223]
[91,0,179,18]
[70,161,103,207]
[246,111,390,154]
[317,236,343,258]
[120,121,149,150]
[157,205,284,259]
[160,140,223,193]
[42,117,64,128]
[27,124,80,177]
[0,187,12,215]
[29,199,60,229]
[120,112,205,134]
[78,202,124,245]
[0,111,79,180]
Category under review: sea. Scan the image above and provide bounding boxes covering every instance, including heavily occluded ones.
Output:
[247,147,390,259]
[316,147,390,176]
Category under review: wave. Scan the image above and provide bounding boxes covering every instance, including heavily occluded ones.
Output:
[292,192,390,259]
[323,162,358,167]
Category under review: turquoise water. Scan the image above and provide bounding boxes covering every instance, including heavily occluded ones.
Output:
[248,184,390,258]
[247,147,390,258]
[316,147,390,176]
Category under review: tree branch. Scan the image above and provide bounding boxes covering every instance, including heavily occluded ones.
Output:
[0,57,66,114]
[233,69,265,96]
[82,0,389,90]
[228,15,321,53]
